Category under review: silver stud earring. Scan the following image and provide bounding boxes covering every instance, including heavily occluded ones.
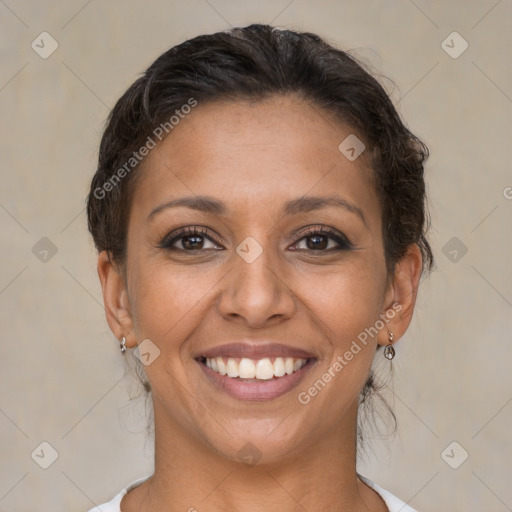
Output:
[383,330,395,360]
[120,336,127,353]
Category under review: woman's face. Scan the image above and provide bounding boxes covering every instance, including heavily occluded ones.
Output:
[106,94,407,464]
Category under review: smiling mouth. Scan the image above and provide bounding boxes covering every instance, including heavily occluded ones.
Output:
[196,356,312,380]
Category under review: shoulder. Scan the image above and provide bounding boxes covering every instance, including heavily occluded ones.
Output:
[86,475,152,512]
[358,474,418,512]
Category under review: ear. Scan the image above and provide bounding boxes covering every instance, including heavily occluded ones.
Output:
[97,251,136,349]
[378,244,423,346]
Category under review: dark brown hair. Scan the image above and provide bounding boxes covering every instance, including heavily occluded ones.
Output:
[87,23,433,444]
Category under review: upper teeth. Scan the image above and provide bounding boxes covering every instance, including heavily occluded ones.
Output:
[205,357,307,379]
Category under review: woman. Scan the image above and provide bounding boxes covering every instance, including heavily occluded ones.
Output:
[87,23,433,512]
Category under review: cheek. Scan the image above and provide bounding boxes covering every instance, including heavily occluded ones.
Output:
[300,256,386,341]
[334,274,384,338]
[293,265,385,417]
[127,258,221,348]
[300,257,386,395]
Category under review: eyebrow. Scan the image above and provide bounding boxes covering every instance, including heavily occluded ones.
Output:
[148,194,367,226]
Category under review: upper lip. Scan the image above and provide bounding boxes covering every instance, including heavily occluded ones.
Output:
[197,342,316,360]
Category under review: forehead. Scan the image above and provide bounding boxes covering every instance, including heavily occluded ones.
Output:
[132,94,380,223]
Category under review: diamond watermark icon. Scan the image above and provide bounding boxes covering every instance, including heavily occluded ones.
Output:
[134,338,161,366]
[442,236,468,263]
[441,32,468,59]
[31,441,59,469]
[236,236,263,263]
[441,441,469,469]
[32,237,58,263]
[237,442,262,466]
[338,134,365,161]
[31,32,59,59]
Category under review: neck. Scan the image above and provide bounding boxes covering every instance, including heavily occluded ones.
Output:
[127,399,384,512]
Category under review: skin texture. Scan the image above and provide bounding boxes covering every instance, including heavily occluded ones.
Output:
[98,94,422,512]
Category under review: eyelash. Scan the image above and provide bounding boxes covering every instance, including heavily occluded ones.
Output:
[157,225,353,253]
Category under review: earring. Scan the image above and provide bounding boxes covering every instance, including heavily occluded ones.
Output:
[383,330,395,360]
[120,336,127,353]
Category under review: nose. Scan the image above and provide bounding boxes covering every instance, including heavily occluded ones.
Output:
[217,243,296,328]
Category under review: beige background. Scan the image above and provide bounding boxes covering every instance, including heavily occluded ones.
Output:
[1,1,511,510]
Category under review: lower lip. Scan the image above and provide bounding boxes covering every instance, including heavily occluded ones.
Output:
[197,358,316,401]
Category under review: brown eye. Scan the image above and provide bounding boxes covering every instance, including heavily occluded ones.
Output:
[159,226,224,251]
[291,227,353,252]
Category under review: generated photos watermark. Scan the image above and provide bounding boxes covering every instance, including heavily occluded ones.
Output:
[93,97,198,200]
[297,302,402,405]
